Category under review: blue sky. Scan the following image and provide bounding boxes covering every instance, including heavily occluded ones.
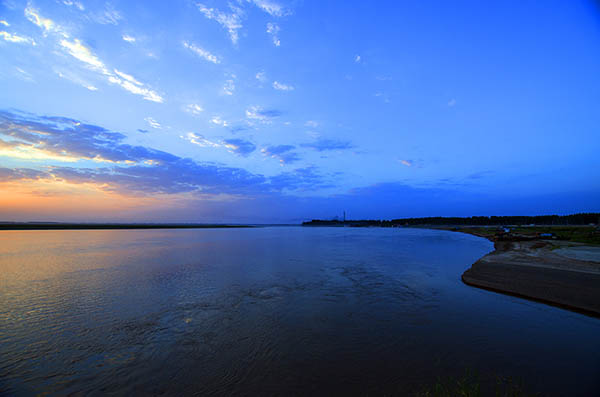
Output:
[0,0,599,222]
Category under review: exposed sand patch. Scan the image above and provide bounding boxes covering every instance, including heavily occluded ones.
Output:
[462,240,600,316]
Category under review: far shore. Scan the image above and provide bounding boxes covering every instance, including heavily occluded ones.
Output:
[0,223,255,230]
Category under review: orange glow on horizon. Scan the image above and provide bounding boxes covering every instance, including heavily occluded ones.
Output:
[0,179,174,220]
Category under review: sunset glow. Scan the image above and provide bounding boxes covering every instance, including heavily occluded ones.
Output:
[1,1,599,222]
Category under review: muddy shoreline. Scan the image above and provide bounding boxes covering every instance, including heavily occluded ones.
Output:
[458,232,600,317]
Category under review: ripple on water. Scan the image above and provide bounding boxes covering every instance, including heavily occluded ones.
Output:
[0,227,599,396]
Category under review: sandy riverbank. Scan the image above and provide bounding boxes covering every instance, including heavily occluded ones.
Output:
[461,238,600,316]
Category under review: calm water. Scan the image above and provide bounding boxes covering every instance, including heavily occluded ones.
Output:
[0,227,598,396]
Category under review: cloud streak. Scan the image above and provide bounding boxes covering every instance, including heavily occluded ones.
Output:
[196,1,289,45]
[301,138,354,152]
[183,133,256,156]
[183,41,220,64]
[26,7,163,102]
[246,106,282,123]
[223,138,256,156]
[273,81,293,91]
[145,117,161,129]
[184,132,221,148]
[94,3,122,25]
[250,0,288,17]
[0,110,176,164]
[196,3,243,44]
[25,5,65,36]
[0,110,329,197]
[222,77,235,95]
[186,104,204,115]
[210,116,229,127]
[55,68,98,91]
[266,22,280,46]
[0,30,36,44]
[262,145,300,164]
[62,1,84,11]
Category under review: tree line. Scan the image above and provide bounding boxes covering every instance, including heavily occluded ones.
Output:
[303,213,600,227]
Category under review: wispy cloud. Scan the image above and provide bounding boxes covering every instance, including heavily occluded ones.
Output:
[55,68,97,91]
[398,158,425,168]
[0,110,332,199]
[0,20,10,27]
[122,34,136,43]
[0,30,36,45]
[250,0,288,17]
[210,116,229,127]
[222,77,235,95]
[94,3,122,25]
[186,104,204,115]
[0,110,176,164]
[62,1,84,11]
[266,22,280,46]
[144,117,161,129]
[61,37,162,101]
[301,138,354,152]
[25,5,65,36]
[246,106,282,123]
[184,132,221,148]
[262,145,300,164]
[14,67,34,82]
[196,1,289,45]
[374,91,390,103]
[25,7,163,103]
[273,81,294,91]
[256,71,267,83]
[354,54,361,63]
[0,167,47,182]
[110,69,163,103]
[183,41,220,64]
[223,138,256,156]
[304,120,319,128]
[196,3,243,44]
[184,134,255,156]
[59,38,105,69]
[112,70,141,85]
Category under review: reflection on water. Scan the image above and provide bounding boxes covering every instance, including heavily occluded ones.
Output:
[0,227,599,395]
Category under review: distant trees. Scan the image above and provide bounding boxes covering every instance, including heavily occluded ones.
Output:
[302,213,600,227]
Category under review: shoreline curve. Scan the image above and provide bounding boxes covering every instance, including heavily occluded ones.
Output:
[460,236,600,318]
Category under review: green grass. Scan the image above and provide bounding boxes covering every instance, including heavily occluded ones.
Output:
[455,227,498,238]
[445,226,600,245]
[416,371,538,397]
[511,226,600,245]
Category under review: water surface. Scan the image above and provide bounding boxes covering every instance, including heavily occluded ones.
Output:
[1,227,599,395]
